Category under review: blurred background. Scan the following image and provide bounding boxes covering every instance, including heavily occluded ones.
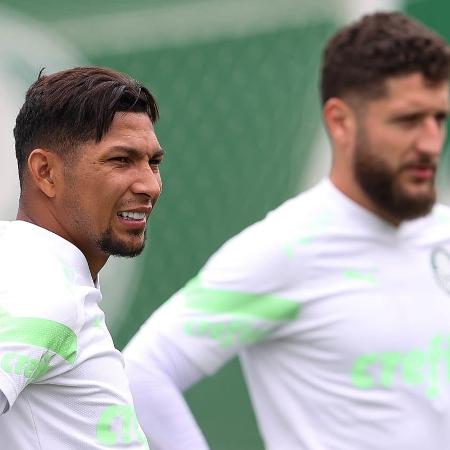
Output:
[0,0,449,448]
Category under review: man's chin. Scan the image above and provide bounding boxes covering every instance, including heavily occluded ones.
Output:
[112,244,145,258]
[401,182,436,203]
[389,189,436,221]
[410,185,435,200]
[97,235,146,258]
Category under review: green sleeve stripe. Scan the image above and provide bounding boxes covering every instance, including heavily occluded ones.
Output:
[0,316,77,364]
[183,276,300,321]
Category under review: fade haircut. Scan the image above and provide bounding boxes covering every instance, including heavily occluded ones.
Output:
[14,66,159,188]
[320,12,450,105]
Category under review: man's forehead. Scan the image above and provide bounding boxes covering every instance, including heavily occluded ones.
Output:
[368,73,449,111]
[385,73,448,98]
[76,113,160,159]
[109,111,154,130]
[101,113,157,144]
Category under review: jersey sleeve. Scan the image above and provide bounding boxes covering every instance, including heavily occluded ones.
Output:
[0,253,82,412]
[126,216,302,376]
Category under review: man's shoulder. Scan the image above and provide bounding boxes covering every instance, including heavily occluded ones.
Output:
[432,203,450,220]
[199,183,333,290]
[228,180,333,242]
[0,220,53,256]
[208,180,335,253]
[422,203,450,236]
[0,221,18,243]
[264,180,332,222]
[0,222,84,333]
[1,223,68,281]
[419,203,450,232]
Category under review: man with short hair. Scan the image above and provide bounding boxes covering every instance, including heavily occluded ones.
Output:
[0,66,164,449]
[124,12,450,450]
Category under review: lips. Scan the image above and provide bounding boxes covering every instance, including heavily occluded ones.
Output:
[403,164,436,180]
[116,206,151,230]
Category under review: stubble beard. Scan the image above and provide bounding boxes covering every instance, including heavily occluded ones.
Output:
[62,170,148,259]
[353,131,436,222]
[96,227,147,258]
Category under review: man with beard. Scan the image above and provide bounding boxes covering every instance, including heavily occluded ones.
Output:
[125,12,450,450]
[0,67,164,449]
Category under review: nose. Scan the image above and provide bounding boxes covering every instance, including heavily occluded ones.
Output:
[416,116,446,156]
[131,165,162,201]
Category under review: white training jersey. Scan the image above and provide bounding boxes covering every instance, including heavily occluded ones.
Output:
[0,221,148,449]
[126,179,450,450]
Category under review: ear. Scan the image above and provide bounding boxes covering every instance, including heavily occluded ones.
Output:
[322,97,357,151]
[27,149,62,198]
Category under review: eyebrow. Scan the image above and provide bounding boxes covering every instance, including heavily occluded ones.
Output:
[389,108,450,121]
[108,145,165,158]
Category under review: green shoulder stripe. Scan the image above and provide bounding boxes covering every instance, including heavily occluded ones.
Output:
[0,314,77,364]
[183,276,300,321]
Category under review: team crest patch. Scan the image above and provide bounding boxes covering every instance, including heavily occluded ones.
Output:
[431,247,450,295]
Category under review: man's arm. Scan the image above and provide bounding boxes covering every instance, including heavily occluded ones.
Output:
[125,219,300,449]
[0,259,82,416]
[126,329,210,450]
[125,289,244,450]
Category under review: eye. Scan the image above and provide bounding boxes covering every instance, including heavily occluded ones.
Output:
[149,157,163,170]
[398,114,422,125]
[435,112,448,126]
[110,156,129,164]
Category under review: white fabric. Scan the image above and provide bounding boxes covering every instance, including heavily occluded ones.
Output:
[0,221,148,449]
[125,340,209,450]
[125,179,450,450]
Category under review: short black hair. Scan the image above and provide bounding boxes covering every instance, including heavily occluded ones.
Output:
[320,11,450,105]
[14,66,159,187]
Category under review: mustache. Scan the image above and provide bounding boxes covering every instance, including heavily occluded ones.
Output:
[400,156,437,172]
[120,200,153,208]
[119,196,156,209]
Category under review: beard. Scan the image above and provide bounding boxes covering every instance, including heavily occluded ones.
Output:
[96,227,147,257]
[61,169,148,259]
[353,131,436,222]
